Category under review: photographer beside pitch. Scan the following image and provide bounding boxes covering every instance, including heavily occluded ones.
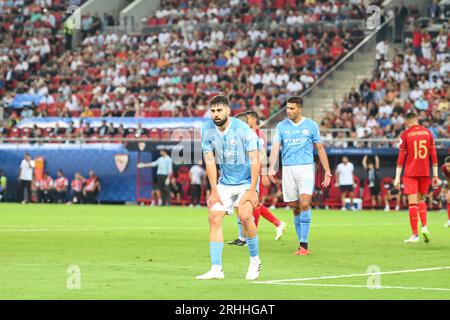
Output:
[268,96,332,256]
[196,95,262,281]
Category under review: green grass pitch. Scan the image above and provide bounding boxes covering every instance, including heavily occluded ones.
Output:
[0,204,449,300]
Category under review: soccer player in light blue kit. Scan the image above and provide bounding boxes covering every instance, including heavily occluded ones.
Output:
[196,95,262,280]
[269,96,332,256]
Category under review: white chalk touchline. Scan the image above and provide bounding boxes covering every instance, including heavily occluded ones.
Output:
[257,282,450,292]
[0,227,204,232]
[255,266,450,284]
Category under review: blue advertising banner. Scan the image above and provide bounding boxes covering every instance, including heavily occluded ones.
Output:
[0,144,151,203]
[16,117,208,129]
[8,94,43,109]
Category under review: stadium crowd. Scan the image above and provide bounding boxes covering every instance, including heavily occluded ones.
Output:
[321,32,450,148]
[145,0,368,27]
[1,0,367,140]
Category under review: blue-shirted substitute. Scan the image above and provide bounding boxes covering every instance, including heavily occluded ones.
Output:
[273,118,321,166]
[201,117,258,186]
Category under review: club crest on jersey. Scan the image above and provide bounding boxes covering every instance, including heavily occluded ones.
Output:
[115,154,129,173]
[230,139,237,145]
[302,129,309,135]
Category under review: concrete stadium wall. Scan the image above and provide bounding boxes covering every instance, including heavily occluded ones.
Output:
[120,0,161,34]
[70,0,133,47]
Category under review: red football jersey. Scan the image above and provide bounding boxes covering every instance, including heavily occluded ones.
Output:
[398,125,437,177]
[441,164,450,180]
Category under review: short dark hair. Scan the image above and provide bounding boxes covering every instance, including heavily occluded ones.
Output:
[445,156,450,163]
[287,96,303,108]
[235,113,248,124]
[210,95,229,108]
[245,110,259,121]
[405,112,418,120]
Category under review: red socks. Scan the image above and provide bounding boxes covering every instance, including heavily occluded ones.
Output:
[253,206,261,227]
[259,205,281,227]
[418,202,427,227]
[409,205,419,236]
[447,203,450,220]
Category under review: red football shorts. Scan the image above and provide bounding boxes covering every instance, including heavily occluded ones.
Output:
[403,176,431,195]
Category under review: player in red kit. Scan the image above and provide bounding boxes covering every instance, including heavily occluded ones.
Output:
[228,112,287,246]
[394,112,440,243]
[441,156,450,228]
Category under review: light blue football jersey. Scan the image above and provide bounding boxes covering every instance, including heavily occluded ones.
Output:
[201,117,258,186]
[273,118,321,166]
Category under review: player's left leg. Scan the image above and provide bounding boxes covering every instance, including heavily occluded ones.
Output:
[196,210,226,280]
[404,177,420,243]
[238,193,261,280]
[296,194,312,256]
[418,177,432,242]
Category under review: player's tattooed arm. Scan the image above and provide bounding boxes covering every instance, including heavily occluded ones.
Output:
[204,151,222,208]
[247,149,261,208]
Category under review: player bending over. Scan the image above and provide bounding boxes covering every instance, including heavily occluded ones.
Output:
[441,156,450,228]
[196,95,261,281]
[394,112,439,244]
[269,96,332,256]
[228,112,287,247]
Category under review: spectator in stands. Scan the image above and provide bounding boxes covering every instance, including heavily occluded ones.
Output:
[38,172,54,203]
[384,181,405,211]
[18,153,34,204]
[0,170,6,202]
[362,155,381,209]
[64,121,76,138]
[98,120,109,136]
[335,156,356,211]
[83,170,101,204]
[427,0,442,21]
[80,106,94,118]
[169,176,183,205]
[71,172,85,204]
[54,170,69,204]
[21,105,34,119]
[189,160,205,208]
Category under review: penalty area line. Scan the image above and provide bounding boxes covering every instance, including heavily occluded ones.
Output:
[254,266,450,284]
[255,282,450,292]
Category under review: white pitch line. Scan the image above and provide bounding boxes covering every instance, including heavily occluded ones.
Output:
[255,266,450,284]
[0,227,204,233]
[257,282,450,292]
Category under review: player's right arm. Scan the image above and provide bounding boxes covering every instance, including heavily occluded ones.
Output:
[268,124,281,184]
[204,151,222,209]
[201,123,222,209]
[429,133,440,187]
[394,133,406,189]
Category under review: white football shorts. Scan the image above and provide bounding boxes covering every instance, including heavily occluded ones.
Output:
[282,164,315,202]
[210,183,251,215]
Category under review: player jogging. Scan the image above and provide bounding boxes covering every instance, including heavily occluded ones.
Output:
[228,112,287,246]
[268,96,332,255]
[196,95,262,281]
[441,156,450,228]
[394,112,440,244]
